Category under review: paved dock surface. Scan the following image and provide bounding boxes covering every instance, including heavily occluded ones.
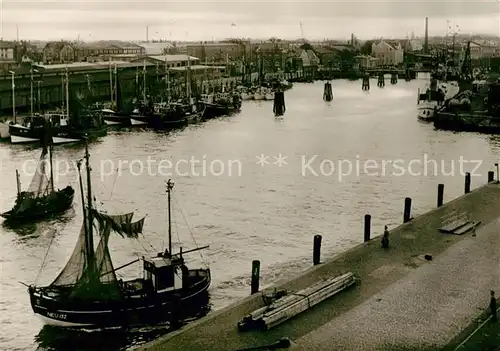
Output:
[292,217,500,350]
[138,183,500,351]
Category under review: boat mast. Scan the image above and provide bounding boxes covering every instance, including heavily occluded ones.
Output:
[65,67,70,121]
[76,159,90,268]
[164,56,169,104]
[61,74,65,115]
[49,144,54,192]
[166,179,173,256]
[186,55,191,100]
[30,65,34,116]
[114,64,118,109]
[142,60,147,103]
[109,61,114,107]
[84,140,95,270]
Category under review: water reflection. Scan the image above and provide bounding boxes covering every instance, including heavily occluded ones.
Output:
[34,292,211,351]
[2,207,76,236]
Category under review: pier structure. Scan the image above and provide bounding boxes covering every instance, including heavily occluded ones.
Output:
[0,61,254,116]
[137,176,500,351]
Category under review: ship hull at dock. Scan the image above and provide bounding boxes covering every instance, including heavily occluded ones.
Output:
[9,123,107,145]
[203,103,241,119]
[417,101,438,121]
[434,111,500,133]
[28,269,210,328]
[9,123,46,144]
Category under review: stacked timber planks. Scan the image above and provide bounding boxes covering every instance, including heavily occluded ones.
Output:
[238,272,356,331]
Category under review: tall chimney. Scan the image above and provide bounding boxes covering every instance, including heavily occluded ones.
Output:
[146,26,149,42]
[424,17,429,54]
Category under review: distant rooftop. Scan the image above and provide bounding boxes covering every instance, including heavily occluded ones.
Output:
[169,65,226,71]
[140,42,174,55]
[28,60,156,74]
[139,54,200,62]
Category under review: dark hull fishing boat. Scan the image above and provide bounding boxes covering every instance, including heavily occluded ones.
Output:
[1,142,74,223]
[149,102,205,130]
[9,116,49,144]
[28,143,210,327]
[201,93,242,119]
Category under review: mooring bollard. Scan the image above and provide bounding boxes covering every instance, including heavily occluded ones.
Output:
[403,197,412,223]
[437,184,444,207]
[251,260,260,294]
[488,171,495,183]
[313,235,322,265]
[364,214,371,242]
[465,172,471,194]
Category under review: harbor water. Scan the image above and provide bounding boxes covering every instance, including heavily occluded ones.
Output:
[2,78,500,350]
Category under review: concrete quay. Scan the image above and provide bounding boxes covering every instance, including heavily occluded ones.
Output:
[137,181,500,351]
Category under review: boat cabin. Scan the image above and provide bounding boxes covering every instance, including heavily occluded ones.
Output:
[200,94,214,104]
[154,102,168,114]
[45,112,68,127]
[143,254,187,293]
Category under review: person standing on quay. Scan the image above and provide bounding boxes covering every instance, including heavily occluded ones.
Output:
[381,225,389,249]
[491,290,497,322]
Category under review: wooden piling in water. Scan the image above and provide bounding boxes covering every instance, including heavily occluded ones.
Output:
[364,214,371,242]
[251,260,260,294]
[488,171,495,183]
[390,73,397,84]
[362,75,370,91]
[323,82,333,102]
[403,197,412,223]
[377,73,385,87]
[465,172,471,194]
[273,91,286,116]
[313,235,322,265]
[437,184,444,207]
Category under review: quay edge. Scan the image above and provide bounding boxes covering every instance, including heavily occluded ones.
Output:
[136,181,500,351]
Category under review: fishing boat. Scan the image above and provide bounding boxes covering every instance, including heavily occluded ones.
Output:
[150,100,205,130]
[1,143,74,223]
[239,86,255,100]
[417,80,460,121]
[9,114,48,144]
[201,92,241,119]
[27,143,210,327]
[10,70,106,144]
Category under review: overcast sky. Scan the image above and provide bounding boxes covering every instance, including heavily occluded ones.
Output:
[1,0,499,41]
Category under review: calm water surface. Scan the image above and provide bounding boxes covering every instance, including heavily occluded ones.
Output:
[1,78,500,350]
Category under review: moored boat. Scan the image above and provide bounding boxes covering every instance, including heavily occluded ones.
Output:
[1,143,74,223]
[417,80,460,121]
[27,144,210,327]
[201,92,241,119]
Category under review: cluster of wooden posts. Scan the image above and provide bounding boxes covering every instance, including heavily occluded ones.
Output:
[249,170,497,295]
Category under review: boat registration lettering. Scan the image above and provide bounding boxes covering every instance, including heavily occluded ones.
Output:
[47,312,67,320]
